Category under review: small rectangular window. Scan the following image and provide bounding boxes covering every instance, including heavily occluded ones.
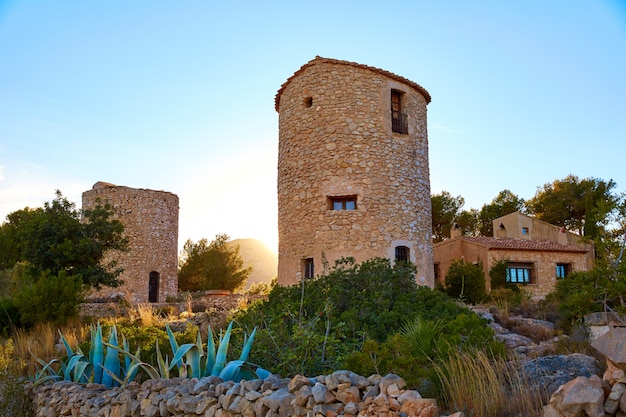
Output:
[556,263,570,278]
[395,246,410,263]
[522,227,529,235]
[303,258,314,279]
[329,196,357,210]
[391,90,408,134]
[506,263,533,283]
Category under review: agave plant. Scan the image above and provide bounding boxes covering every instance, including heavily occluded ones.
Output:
[164,321,270,382]
[32,321,271,387]
[32,323,157,388]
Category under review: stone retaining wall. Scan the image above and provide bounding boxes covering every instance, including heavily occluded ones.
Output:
[28,371,442,417]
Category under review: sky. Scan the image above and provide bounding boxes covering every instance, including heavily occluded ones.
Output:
[1,1,625,254]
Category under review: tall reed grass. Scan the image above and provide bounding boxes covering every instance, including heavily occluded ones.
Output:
[434,349,546,417]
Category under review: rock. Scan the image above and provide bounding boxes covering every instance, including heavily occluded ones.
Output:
[293,384,312,407]
[542,403,561,417]
[603,358,626,385]
[335,385,360,404]
[496,332,534,349]
[400,398,438,417]
[379,374,406,394]
[398,389,421,403]
[312,382,336,404]
[522,353,600,398]
[593,328,626,371]
[549,375,605,417]
[584,312,626,326]
[261,387,295,415]
[604,382,625,414]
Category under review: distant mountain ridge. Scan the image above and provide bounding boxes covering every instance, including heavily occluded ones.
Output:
[229,238,278,289]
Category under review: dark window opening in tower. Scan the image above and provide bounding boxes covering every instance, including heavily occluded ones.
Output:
[395,246,410,263]
[303,258,314,279]
[148,271,160,303]
[391,90,408,134]
[329,196,357,210]
[304,97,313,108]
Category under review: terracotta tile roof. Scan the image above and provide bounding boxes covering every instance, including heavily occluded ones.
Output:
[275,56,432,112]
[460,236,590,253]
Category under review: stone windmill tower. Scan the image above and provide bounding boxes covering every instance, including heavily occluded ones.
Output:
[82,181,179,304]
[275,57,434,287]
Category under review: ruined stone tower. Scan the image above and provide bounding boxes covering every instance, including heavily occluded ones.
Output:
[275,57,434,287]
[82,182,179,304]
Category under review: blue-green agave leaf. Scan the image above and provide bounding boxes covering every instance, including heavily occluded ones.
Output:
[91,323,104,384]
[218,360,269,382]
[170,343,198,372]
[238,327,257,361]
[210,322,233,376]
[100,326,120,388]
[63,353,86,381]
[57,330,74,358]
[204,325,216,377]
[72,360,90,383]
[166,323,182,369]
[155,340,170,379]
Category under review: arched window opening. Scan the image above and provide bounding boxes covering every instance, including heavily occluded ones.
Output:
[148,271,160,303]
[395,246,410,263]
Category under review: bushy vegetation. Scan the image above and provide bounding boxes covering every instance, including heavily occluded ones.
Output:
[443,259,487,304]
[0,339,33,417]
[231,257,503,398]
[178,235,252,292]
[549,259,626,328]
[0,192,128,330]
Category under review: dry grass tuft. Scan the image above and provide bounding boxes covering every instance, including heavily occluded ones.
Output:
[10,321,89,375]
[434,350,546,417]
[130,303,163,327]
[510,321,555,343]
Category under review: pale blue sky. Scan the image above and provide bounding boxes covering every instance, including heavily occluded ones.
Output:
[1,1,625,253]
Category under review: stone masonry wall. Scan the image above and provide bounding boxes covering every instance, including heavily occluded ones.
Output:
[82,182,179,304]
[276,57,434,287]
[28,372,442,417]
[487,249,588,299]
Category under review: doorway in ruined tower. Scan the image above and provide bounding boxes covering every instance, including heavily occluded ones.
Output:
[148,271,160,303]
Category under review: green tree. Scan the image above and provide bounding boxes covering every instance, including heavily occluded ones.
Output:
[526,175,619,238]
[456,208,480,237]
[443,259,487,304]
[478,189,525,236]
[178,234,252,292]
[0,191,128,289]
[0,192,127,327]
[431,192,465,242]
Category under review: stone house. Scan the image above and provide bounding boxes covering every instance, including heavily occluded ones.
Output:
[276,56,434,287]
[82,181,179,304]
[433,212,595,299]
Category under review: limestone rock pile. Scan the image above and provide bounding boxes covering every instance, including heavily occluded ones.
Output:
[28,371,447,417]
[543,362,626,417]
[543,327,626,417]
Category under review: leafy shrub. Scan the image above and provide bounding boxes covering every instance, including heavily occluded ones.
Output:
[0,297,22,335]
[14,270,84,327]
[343,313,504,396]
[0,339,32,417]
[232,257,498,382]
[549,261,626,328]
[444,259,487,304]
[231,257,473,376]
